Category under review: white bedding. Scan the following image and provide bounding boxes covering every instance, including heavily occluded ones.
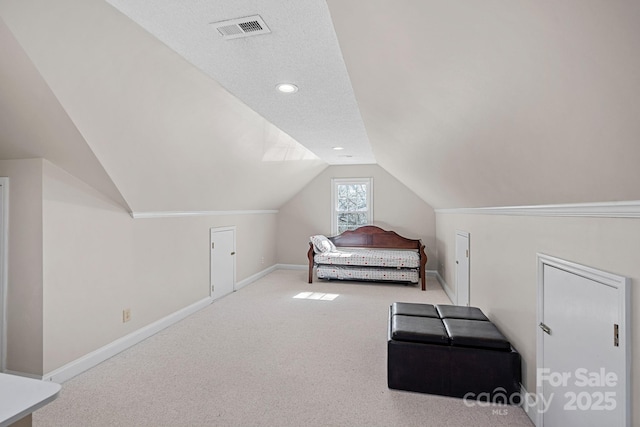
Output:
[313,248,420,269]
[316,265,419,283]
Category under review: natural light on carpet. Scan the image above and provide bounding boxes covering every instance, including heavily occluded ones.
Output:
[293,292,339,301]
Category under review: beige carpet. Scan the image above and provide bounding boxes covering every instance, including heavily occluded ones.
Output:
[34,269,533,426]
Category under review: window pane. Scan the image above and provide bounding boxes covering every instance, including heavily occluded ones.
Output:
[333,179,372,234]
[337,184,367,212]
[337,212,369,233]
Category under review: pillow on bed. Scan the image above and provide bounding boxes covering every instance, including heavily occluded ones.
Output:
[310,235,337,253]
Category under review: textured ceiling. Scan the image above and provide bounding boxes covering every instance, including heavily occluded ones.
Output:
[0,0,327,212]
[2,0,640,211]
[104,0,375,165]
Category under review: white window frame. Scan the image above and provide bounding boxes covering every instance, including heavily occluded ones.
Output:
[331,177,373,236]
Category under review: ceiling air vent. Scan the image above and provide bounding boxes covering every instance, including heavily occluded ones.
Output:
[211,15,271,40]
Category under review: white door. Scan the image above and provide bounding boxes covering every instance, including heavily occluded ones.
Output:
[210,227,236,301]
[538,255,629,427]
[455,231,470,306]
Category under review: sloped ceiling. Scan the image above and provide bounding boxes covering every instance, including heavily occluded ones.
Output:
[328,0,640,208]
[0,0,327,213]
[104,0,376,165]
[0,17,129,209]
[2,0,640,212]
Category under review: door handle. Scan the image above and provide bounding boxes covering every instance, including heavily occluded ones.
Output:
[231,251,236,255]
[539,322,551,335]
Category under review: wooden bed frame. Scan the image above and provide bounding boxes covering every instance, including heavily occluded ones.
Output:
[307,225,428,291]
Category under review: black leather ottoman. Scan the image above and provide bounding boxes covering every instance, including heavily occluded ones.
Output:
[436,304,489,321]
[391,302,439,318]
[387,303,521,404]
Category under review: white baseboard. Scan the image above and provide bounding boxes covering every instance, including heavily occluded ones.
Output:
[520,383,539,426]
[275,263,306,270]
[235,265,278,290]
[42,297,213,383]
[430,270,455,304]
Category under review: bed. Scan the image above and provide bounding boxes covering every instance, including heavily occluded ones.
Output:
[307,226,428,291]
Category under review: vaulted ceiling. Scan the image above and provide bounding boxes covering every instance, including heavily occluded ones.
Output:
[1,0,639,212]
[328,0,640,208]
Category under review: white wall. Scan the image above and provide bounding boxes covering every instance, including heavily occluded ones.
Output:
[41,160,278,373]
[436,212,640,422]
[277,164,436,269]
[42,160,133,373]
[0,159,43,375]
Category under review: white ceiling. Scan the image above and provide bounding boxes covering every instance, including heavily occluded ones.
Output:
[2,0,640,211]
[104,0,375,165]
[0,0,328,212]
[328,0,640,208]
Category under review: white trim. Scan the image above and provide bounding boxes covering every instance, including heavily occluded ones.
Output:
[235,265,278,290]
[42,297,213,383]
[536,253,630,427]
[520,383,538,425]
[131,210,278,219]
[331,177,373,235]
[429,270,455,304]
[435,200,640,218]
[210,226,236,233]
[0,178,8,373]
[275,264,307,270]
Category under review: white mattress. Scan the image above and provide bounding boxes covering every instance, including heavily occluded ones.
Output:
[314,248,420,268]
[316,265,419,283]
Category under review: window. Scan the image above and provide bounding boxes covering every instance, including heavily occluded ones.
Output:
[331,178,373,235]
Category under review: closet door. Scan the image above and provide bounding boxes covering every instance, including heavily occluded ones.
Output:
[210,227,236,301]
[537,254,630,427]
[455,231,470,306]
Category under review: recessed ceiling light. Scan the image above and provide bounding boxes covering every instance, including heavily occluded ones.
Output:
[276,83,298,94]
[332,146,344,150]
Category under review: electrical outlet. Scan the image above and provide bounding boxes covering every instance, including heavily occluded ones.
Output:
[261,256,265,265]
[122,308,131,323]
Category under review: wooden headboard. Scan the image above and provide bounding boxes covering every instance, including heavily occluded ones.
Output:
[328,225,422,250]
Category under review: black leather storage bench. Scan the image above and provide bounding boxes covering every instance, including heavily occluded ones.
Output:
[387,302,521,403]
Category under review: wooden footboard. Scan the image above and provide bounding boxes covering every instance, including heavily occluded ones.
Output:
[308,226,428,291]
